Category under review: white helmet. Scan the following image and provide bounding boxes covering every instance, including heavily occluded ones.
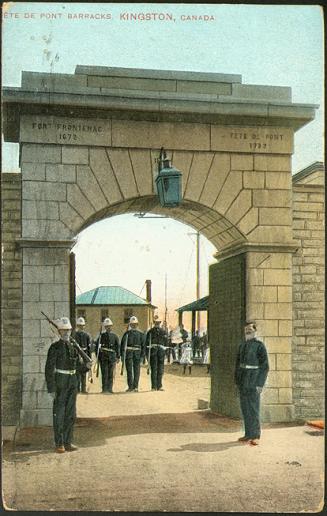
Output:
[103,317,113,326]
[76,317,85,326]
[56,317,72,330]
[129,316,138,324]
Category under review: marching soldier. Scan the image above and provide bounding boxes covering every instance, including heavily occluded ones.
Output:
[235,321,269,446]
[96,318,120,393]
[146,315,168,391]
[120,316,146,392]
[45,316,91,453]
[73,317,92,393]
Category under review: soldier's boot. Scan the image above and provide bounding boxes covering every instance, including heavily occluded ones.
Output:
[188,366,192,375]
[55,445,65,453]
[65,444,78,452]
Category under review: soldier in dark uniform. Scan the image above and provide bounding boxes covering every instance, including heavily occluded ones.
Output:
[235,321,269,446]
[146,315,168,391]
[192,330,201,359]
[96,317,120,393]
[120,316,145,392]
[73,316,91,393]
[45,317,91,453]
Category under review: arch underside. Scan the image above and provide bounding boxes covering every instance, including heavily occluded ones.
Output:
[79,196,247,250]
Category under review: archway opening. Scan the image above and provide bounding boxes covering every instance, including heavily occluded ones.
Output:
[72,210,220,419]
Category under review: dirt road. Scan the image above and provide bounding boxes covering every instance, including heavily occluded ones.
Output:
[2,364,324,512]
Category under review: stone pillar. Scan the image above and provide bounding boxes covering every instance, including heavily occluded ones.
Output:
[1,173,22,429]
[20,241,73,427]
[246,248,296,422]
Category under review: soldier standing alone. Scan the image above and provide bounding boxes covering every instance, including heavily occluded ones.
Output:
[235,321,269,446]
[45,316,91,453]
[146,315,168,391]
[120,316,146,392]
[96,318,120,393]
[73,316,92,393]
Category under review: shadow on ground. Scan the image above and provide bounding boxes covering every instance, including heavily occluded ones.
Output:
[3,411,309,465]
[3,411,240,463]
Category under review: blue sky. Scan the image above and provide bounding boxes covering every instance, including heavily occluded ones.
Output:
[2,3,324,331]
[3,3,323,173]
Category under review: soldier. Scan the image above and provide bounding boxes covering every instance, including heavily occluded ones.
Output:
[120,316,146,392]
[73,316,92,393]
[235,321,269,446]
[146,315,168,391]
[45,316,91,453]
[96,318,120,393]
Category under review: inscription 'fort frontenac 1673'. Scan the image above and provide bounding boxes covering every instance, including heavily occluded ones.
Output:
[32,121,104,142]
[20,115,112,147]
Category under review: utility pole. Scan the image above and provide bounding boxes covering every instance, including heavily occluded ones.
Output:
[196,231,200,332]
[187,230,201,333]
[164,273,168,331]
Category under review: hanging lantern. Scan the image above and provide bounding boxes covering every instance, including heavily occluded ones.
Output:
[155,147,182,207]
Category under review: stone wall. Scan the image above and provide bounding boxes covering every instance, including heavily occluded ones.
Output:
[1,173,23,426]
[292,163,325,420]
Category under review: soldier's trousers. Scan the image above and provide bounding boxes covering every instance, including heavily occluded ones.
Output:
[125,352,141,390]
[239,388,261,439]
[77,371,87,392]
[53,375,78,446]
[149,353,165,389]
[100,359,116,392]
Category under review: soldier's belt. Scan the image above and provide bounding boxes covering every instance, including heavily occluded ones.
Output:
[55,368,76,375]
[150,344,166,349]
[240,364,259,369]
[126,346,141,351]
[101,348,116,353]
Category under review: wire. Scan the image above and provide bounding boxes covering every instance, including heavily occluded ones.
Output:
[76,282,83,294]
[138,281,145,297]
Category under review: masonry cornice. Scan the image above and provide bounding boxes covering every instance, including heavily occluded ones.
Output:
[214,241,299,262]
[16,238,76,249]
[3,86,317,143]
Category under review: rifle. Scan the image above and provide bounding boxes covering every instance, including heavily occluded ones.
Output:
[41,311,93,366]
[146,331,152,375]
[120,333,128,375]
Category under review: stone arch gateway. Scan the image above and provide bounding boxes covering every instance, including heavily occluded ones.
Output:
[2,66,318,427]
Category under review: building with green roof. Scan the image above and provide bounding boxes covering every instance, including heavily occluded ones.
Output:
[76,284,156,337]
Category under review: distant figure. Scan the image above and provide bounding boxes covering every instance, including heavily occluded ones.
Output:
[169,327,183,362]
[180,340,193,375]
[179,324,189,360]
[200,331,208,359]
[203,342,210,373]
[192,330,201,359]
